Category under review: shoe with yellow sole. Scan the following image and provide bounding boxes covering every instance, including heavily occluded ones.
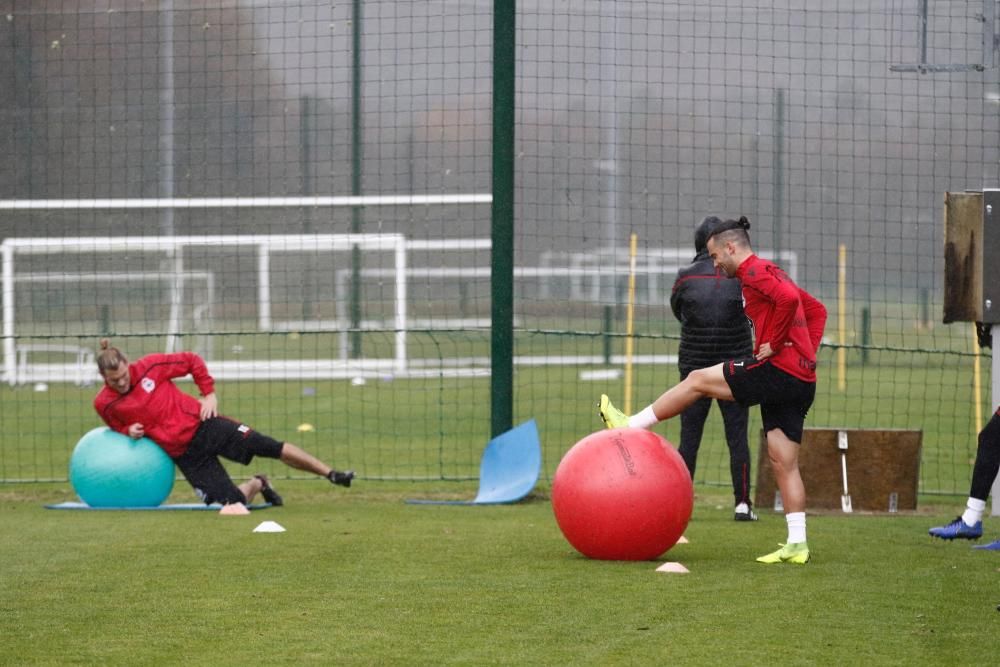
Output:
[756,542,810,564]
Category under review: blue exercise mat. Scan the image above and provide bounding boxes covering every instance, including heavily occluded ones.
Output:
[45,501,272,511]
[406,419,541,505]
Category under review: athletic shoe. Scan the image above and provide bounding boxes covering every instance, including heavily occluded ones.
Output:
[734,506,758,522]
[756,542,810,564]
[598,394,629,429]
[329,469,355,488]
[254,474,284,507]
[972,537,1000,551]
[928,517,982,540]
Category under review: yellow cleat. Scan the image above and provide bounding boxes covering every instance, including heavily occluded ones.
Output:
[598,394,629,429]
[756,542,810,564]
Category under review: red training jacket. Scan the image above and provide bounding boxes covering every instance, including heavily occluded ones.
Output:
[735,254,827,383]
[93,352,216,457]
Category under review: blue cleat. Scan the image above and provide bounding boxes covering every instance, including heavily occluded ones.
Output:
[928,517,982,540]
[972,538,1000,551]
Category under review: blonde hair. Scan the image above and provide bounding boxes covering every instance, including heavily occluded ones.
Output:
[96,338,128,374]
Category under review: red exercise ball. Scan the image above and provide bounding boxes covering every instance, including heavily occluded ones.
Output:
[552,428,693,561]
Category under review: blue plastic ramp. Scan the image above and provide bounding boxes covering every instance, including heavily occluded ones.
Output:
[406,419,541,505]
[45,502,272,511]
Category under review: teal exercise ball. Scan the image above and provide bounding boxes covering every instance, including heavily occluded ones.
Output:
[69,427,175,508]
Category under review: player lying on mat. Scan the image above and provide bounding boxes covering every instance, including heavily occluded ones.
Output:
[94,339,354,507]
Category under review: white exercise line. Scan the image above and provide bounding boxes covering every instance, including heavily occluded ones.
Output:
[0,194,492,209]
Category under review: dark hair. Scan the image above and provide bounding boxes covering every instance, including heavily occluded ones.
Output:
[706,215,751,246]
[694,216,723,253]
[96,338,128,374]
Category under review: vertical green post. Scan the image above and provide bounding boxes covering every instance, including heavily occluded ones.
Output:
[772,88,784,257]
[349,0,364,358]
[491,0,516,438]
[300,94,313,321]
[602,304,613,365]
[100,305,111,337]
[860,306,871,365]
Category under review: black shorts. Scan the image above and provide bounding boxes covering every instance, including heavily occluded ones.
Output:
[722,357,816,444]
[173,417,285,505]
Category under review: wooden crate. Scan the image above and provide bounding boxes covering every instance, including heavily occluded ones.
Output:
[753,428,922,512]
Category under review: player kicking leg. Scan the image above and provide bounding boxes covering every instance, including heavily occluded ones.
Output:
[600,356,816,564]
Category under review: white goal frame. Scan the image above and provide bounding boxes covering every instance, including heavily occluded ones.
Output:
[6,269,215,385]
[1,233,409,385]
[0,194,491,385]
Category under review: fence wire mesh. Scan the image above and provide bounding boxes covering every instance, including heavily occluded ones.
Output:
[0,1,995,495]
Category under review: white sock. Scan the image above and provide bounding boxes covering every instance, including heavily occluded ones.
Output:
[786,511,807,544]
[735,502,749,514]
[628,406,659,430]
[962,498,986,526]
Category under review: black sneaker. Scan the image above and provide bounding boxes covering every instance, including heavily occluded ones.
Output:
[734,506,758,522]
[254,474,284,506]
[329,470,355,488]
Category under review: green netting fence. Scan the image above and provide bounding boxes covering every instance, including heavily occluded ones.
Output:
[0,1,996,496]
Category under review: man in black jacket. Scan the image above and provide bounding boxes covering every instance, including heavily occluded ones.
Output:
[670,216,757,521]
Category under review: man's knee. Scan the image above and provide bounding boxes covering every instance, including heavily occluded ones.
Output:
[684,368,708,387]
[766,429,798,470]
[687,365,718,390]
[686,364,731,400]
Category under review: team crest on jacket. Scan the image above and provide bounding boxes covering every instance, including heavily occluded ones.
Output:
[141,377,156,393]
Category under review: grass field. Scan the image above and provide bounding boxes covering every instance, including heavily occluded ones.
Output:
[1,316,998,664]
[2,480,997,665]
[2,305,996,663]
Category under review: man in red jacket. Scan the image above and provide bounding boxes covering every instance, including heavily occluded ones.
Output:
[94,339,354,507]
[600,216,827,564]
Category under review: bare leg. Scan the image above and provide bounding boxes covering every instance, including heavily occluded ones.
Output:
[651,363,735,421]
[279,443,333,478]
[766,428,805,513]
[236,476,264,504]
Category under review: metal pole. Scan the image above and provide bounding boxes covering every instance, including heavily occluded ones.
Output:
[599,5,619,301]
[984,0,996,70]
[490,0,516,437]
[992,324,1000,515]
[772,88,784,257]
[2,244,15,385]
[919,0,929,66]
[160,1,181,354]
[159,0,175,237]
[349,0,364,358]
[300,95,313,321]
[752,132,760,220]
